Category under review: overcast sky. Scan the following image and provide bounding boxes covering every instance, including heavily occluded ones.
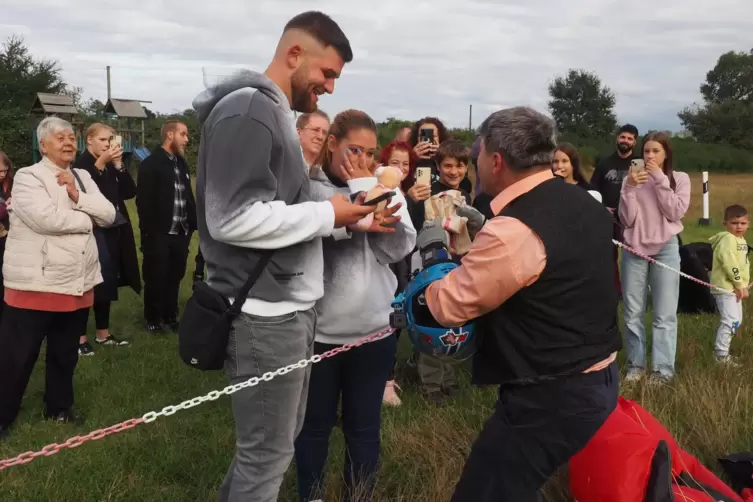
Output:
[1,0,751,133]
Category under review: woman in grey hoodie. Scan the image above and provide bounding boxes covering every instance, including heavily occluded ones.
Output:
[294,110,417,502]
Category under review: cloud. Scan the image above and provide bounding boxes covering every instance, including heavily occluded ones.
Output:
[1,0,751,132]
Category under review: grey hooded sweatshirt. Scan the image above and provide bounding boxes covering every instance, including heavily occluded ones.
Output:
[192,70,335,317]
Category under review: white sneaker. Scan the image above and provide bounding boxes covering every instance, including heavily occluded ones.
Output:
[716,355,741,367]
[624,368,644,383]
[383,380,402,407]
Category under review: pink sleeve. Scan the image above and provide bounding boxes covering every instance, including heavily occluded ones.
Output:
[425,216,546,327]
[651,171,690,222]
[619,180,639,229]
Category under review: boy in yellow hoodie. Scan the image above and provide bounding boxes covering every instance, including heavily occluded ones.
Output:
[709,204,750,365]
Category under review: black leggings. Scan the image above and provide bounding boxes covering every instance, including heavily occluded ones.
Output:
[85,301,112,332]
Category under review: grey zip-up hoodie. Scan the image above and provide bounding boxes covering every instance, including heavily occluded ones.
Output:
[192,70,335,316]
[309,168,417,344]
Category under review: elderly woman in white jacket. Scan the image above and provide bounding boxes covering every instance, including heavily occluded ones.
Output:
[0,116,115,438]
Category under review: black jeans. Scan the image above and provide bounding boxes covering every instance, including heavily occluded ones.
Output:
[295,334,397,502]
[0,306,90,426]
[83,301,112,332]
[451,363,619,502]
[141,231,190,324]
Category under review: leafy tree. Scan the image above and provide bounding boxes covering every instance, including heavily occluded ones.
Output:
[0,35,70,165]
[679,49,753,150]
[548,69,617,140]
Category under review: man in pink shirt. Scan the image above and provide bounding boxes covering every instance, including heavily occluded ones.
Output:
[421,107,622,501]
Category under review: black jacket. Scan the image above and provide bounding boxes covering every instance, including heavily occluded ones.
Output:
[73,150,142,296]
[136,147,196,236]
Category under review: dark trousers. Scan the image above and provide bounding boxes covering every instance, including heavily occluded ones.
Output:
[84,301,111,331]
[451,363,619,502]
[141,231,190,324]
[295,334,397,502]
[0,306,89,426]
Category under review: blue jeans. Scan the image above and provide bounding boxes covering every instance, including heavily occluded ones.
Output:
[621,236,680,378]
[295,334,396,502]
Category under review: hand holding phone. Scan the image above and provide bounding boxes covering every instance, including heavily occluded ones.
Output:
[415,167,432,186]
[419,128,434,144]
[112,135,123,148]
[627,159,649,187]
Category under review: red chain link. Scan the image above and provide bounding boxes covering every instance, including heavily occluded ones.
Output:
[0,329,393,471]
[0,418,143,470]
[0,238,740,472]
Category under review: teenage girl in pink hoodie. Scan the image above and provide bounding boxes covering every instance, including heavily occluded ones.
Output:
[619,132,690,384]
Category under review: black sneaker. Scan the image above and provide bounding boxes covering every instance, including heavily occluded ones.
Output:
[94,334,130,346]
[443,385,460,398]
[146,323,165,334]
[425,390,446,407]
[164,319,180,333]
[78,342,95,357]
[44,409,83,425]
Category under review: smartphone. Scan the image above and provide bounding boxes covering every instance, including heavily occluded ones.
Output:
[415,167,432,186]
[630,159,645,173]
[112,135,123,148]
[362,190,396,206]
[419,128,434,143]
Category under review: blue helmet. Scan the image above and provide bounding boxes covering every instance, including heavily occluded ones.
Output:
[391,262,477,361]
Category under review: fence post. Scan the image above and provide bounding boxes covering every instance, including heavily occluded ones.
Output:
[698,171,711,226]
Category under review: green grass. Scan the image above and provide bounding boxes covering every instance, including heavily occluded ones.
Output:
[1,173,753,501]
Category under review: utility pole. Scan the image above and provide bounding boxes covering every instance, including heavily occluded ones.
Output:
[468,104,472,131]
[106,66,111,100]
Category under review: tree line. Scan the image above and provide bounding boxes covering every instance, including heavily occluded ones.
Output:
[1,35,752,173]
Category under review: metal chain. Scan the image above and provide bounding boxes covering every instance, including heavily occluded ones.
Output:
[614,240,753,293]
[0,328,393,470]
[2,239,750,470]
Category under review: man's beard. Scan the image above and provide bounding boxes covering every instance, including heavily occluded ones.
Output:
[290,67,316,113]
[617,142,633,154]
[171,140,185,156]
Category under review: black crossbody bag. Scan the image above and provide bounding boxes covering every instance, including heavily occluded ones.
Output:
[178,186,303,371]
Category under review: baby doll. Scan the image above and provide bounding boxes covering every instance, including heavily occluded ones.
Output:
[350,165,402,231]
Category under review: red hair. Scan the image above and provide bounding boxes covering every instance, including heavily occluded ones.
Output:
[379,140,417,193]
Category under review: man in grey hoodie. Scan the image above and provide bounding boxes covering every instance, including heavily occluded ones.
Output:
[192,11,377,502]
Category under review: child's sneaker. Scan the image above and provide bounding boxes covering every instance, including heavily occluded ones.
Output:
[623,367,643,383]
[716,354,741,367]
[383,380,402,407]
[648,372,673,386]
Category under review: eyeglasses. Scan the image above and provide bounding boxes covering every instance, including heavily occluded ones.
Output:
[304,127,328,137]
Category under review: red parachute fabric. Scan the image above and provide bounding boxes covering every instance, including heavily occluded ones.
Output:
[569,397,741,502]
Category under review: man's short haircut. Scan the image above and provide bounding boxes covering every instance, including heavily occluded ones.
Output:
[437,140,470,166]
[296,110,330,130]
[724,204,748,221]
[618,124,639,138]
[284,11,353,63]
[161,120,185,142]
[477,107,557,171]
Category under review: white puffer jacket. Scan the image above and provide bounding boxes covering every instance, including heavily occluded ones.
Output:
[3,157,116,296]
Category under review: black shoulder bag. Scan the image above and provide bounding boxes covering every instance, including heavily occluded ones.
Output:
[178,186,303,371]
